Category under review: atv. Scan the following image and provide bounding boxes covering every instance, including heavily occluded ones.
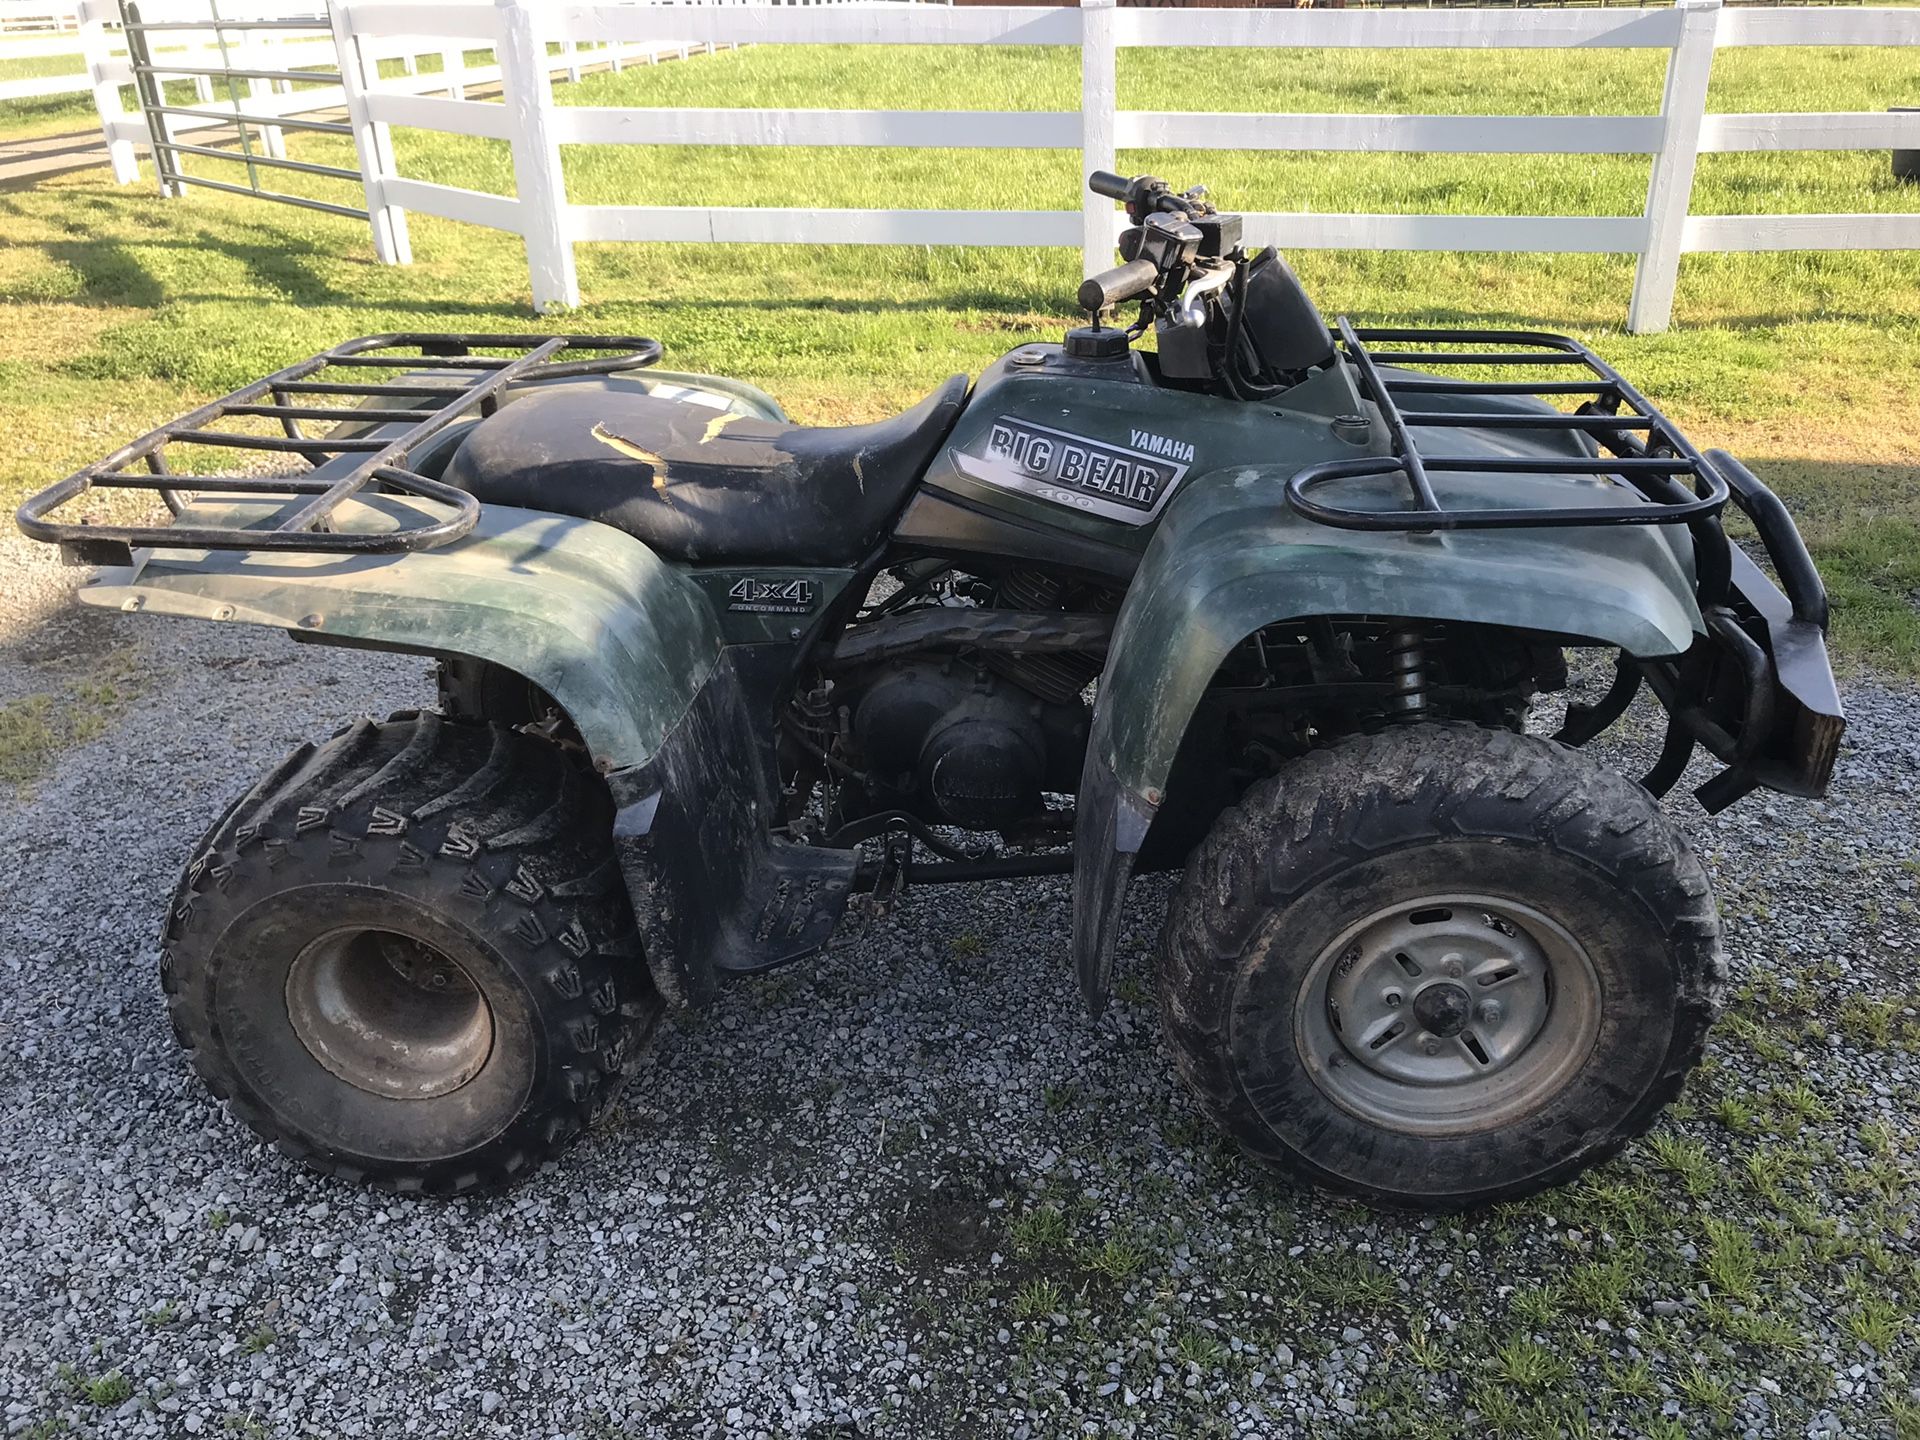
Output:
[19,171,1842,1209]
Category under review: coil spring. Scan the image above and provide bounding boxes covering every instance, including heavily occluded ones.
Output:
[1384,626,1428,717]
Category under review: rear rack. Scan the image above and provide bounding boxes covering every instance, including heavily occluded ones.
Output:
[17,333,662,565]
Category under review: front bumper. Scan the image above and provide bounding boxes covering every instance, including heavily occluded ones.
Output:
[1636,449,1843,812]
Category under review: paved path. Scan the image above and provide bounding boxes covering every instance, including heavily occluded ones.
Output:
[0,123,120,188]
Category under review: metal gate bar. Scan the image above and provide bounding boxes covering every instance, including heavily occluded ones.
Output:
[119,0,368,222]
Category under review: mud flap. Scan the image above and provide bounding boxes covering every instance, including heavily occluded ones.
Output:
[605,648,856,1007]
[1071,750,1158,1016]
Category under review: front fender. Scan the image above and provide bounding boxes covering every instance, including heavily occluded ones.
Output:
[78,494,722,774]
[1071,462,1704,1012]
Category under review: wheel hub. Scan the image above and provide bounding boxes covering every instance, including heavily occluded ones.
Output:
[1297,895,1602,1135]
[1411,981,1472,1038]
[285,928,495,1100]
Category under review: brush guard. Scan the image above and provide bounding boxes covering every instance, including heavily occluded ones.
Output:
[1290,321,1842,809]
[16,334,662,567]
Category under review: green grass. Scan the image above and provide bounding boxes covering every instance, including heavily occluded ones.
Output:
[3,41,1920,664]
[0,642,139,791]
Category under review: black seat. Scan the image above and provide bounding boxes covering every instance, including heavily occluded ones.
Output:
[441,375,970,566]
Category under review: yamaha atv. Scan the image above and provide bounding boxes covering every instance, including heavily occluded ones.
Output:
[19,172,1843,1209]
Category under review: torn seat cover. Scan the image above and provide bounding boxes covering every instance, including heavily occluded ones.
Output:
[442,375,970,566]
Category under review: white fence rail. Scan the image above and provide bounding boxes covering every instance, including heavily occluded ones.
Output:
[73,0,1920,332]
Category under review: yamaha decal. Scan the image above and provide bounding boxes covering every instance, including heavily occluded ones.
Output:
[952,418,1193,527]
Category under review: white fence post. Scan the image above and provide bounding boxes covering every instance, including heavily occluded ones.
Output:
[497,0,579,311]
[330,1,412,266]
[77,0,138,184]
[1628,0,1721,335]
[1080,0,1116,279]
[245,28,286,160]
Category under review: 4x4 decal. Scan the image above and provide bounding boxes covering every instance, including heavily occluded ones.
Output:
[727,576,817,614]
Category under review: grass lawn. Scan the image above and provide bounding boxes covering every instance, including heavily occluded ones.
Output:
[0,49,97,141]
[2,40,1919,664]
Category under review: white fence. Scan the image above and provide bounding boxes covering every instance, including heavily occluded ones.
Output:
[68,0,1920,332]
[0,0,670,121]
[60,0,692,191]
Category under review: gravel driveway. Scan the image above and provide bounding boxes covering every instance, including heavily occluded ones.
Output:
[1,536,1915,1440]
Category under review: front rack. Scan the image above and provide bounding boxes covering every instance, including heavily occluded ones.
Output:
[1289,319,1731,534]
[17,333,662,565]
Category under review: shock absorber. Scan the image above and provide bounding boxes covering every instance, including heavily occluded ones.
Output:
[1384,626,1429,718]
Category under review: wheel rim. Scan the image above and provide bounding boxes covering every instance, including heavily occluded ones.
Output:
[284,927,496,1100]
[1292,895,1603,1137]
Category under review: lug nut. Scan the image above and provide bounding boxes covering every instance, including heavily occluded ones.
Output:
[1477,1000,1504,1025]
[1420,1036,1443,1056]
[1443,955,1465,979]
[1384,990,1404,1009]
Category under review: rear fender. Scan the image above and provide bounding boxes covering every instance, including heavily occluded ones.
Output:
[1071,462,1704,1013]
[78,494,723,774]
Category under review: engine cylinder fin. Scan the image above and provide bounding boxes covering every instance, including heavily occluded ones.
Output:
[983,568,1114,706]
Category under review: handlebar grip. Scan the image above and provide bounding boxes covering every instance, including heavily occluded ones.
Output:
[1088,170,1131,201]
[1078,258,1158,312]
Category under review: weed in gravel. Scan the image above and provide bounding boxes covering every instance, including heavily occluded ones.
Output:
[240,1326,275,1356]
[1604,1357,1659,1401]
[1494,1335,1572,1392]
[1009,1278,1061,1321]
[1567,1258,1634,1319]
[1172,1327,1227,1372]
[1647,1132,1720,1197]
[1677,1360,1738,1421]
[0,694,55,786]
[1008,1204,1069,1260]
[1885,1392,1920,1437]
[1712,1094,1757,1134]
[0,646,142,792]
[1299,1252,1396,1310]
[1845,1294,1901,1354]
[1404,1318,1447,1371]
[1702,1217,1762,1301]
[1837,996,1903,1048]
[1083,1234,1147,1283]
[1510,1284,1565,1328]
[80,1371,130,1407]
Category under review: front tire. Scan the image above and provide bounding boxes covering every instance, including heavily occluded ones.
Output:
[1158,724,1725,1210]
[162,712,660,1194]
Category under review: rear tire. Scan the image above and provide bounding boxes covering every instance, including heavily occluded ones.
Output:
[1157,723,1725,1210]
[162,712,659,1194]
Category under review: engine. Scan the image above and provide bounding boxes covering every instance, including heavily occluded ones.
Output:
[849,658,1087,831]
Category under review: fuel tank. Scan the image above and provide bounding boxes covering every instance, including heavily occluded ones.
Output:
[893,341,1380,579]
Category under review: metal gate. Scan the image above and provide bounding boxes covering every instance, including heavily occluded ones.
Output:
[117,0,406,261]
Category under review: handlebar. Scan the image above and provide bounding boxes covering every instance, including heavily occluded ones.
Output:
[1078,258,1158,313]
[1088,170,1132,201]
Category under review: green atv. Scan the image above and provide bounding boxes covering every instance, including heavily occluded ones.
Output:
[19,172,1842,1209]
